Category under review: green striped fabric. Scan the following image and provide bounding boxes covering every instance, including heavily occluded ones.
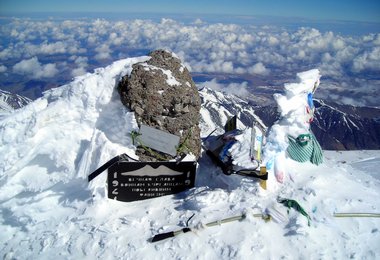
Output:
[287,133,323,165]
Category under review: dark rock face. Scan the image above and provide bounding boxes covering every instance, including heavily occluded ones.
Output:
[118,50,201,161]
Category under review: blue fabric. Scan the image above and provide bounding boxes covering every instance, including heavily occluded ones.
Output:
[307,93,314,109]
[219,140,235,163]
[266,157,274,170]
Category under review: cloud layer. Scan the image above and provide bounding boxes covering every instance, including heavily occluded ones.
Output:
[0,18,379,106]
[201,78,250,97]
[12,57,58,79]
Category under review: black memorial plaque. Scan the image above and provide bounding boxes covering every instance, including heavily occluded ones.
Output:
[107,161,197,202]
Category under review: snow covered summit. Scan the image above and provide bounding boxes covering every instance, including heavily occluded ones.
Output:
[1,56,379,259]
[0,56,150,201]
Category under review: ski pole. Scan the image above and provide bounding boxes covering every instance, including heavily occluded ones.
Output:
[334,213,380,218]
[149,213,271,243]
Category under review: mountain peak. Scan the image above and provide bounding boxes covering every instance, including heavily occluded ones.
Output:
[0,56,379,259]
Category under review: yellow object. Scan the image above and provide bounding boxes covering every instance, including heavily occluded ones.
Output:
[259,166,267,190]
[256,142,261,161]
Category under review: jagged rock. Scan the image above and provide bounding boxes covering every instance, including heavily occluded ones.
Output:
[118,50,201,161]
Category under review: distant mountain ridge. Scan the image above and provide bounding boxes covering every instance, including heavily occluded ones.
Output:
[0,89,31,113]
[2,85,379,150]
[199,87,265,136]
[253,99,380,150]
[312,100,380,150]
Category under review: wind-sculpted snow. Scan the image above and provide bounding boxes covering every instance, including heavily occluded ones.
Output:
[0,57,149,199]
[0,58,379,259]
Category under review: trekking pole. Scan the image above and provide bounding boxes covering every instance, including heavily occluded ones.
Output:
[149,213,271,243]
[334,213,380,218]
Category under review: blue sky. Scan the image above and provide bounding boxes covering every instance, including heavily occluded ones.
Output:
[1,0,380,23]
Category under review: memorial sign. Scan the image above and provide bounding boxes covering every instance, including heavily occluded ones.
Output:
[139,124,180,156]
[107,160,196,202]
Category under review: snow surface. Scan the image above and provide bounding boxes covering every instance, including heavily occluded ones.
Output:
[1,57,380,259]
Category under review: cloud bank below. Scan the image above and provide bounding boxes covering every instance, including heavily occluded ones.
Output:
[0,17,379,106]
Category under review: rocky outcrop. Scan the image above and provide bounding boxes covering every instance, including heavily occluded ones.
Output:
[118,50,201,161]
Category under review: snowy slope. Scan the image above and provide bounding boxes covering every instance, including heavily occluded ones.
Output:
[1,57,380,259]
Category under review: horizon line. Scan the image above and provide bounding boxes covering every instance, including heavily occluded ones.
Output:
[1,11,380,25]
